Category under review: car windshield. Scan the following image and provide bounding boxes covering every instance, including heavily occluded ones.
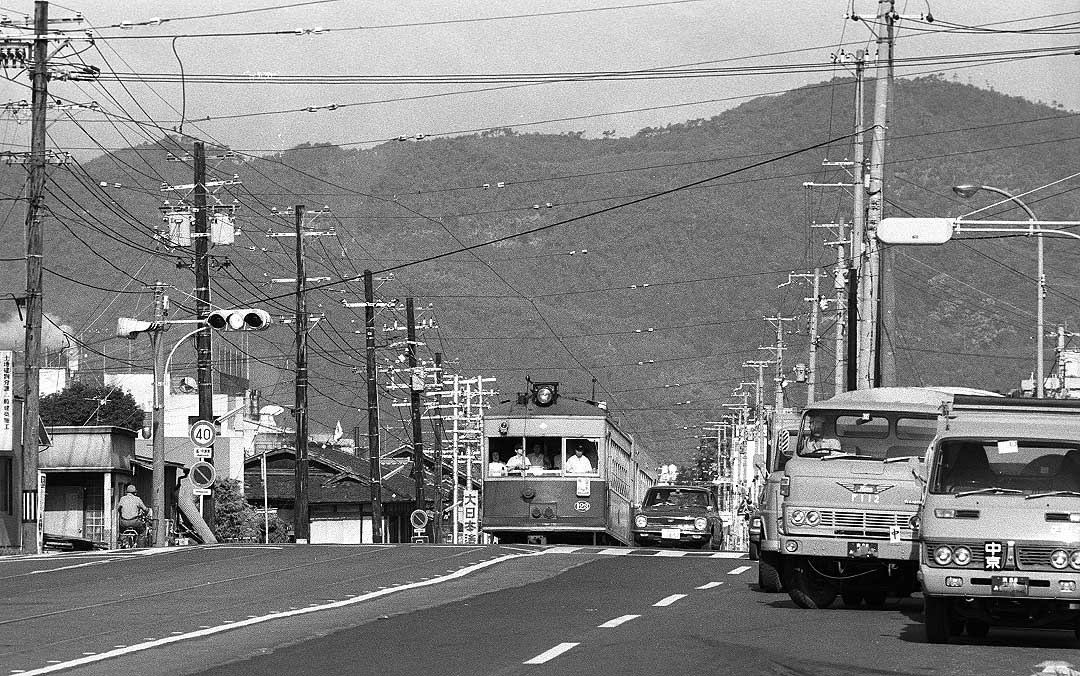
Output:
[930,439,1080,496]
[644,488,710,508]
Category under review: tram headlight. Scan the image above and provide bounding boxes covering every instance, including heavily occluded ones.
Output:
[1050,549,1069,570]
[694,517,708,531]
[952,546,972,566]
[635,514,648,528]
[1069,550,1080,570]
[933,545,953,566]
[805,511,820,527]
[790,510,805,526]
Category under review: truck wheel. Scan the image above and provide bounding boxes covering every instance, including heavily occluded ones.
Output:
[863,590,887,609]
[748,539,760,560]
[924,595,951,644]
[758,551,784,592]
[783,557,838,609]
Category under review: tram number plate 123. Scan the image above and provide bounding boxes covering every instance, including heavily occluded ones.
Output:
[661,528,681,540]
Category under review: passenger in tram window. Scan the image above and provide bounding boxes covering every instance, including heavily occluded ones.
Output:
[488,451,506,477]
[526,444,546,470]
[505,446,531,472]
[565,443,594,475]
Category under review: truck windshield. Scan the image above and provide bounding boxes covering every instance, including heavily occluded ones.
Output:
[796,412,935,461]
[930,439,1080,496]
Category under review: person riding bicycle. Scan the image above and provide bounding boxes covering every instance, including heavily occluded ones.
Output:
[117,484,150,544]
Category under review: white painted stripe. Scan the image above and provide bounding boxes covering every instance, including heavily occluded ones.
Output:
[708,552,747,558]
[653,550,686,557]
[598,548,631,556]
[727,565,751,575]
[543,546,582,554]
[653,594,687,607]
[695,581,722,590]
[598,614,640,628]
[14,551,543,676]
[523,643,579,664]
[28,559,116,574]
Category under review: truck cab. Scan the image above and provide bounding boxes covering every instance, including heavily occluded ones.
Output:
[919,396,1080,643]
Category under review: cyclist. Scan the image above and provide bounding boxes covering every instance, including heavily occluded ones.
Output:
[116,484,150,546]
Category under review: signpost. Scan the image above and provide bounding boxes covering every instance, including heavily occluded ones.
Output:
[190,460,215,489]
[189,420,216,448]
[410,508,429,544]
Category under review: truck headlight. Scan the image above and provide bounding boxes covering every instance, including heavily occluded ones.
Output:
[1051,549,1069,570]
[952,546,972,566]
[1070,550,1080,570]
[635,514,648,528]
[694,517,708,531]
[805,510,820,526]
[933,545,953,565]
[791,510,805,525]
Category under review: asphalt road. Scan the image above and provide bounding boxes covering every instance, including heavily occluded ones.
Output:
[1,545,1078,676]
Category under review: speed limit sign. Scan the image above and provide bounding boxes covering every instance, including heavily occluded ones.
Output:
[189,420,216,448]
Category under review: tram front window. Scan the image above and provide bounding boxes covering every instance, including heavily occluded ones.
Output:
[565,439,598,476]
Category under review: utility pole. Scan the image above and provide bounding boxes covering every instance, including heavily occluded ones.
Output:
[293,205,309,543]
[432,353,445,543]
[406,298,425,510]
[192,141,216,526]
[806,268,822,406]
[18,0,49,553]
[363,270,383,543]
[763,315,797,415]
[150,283,168,548]
[862,2,896,387]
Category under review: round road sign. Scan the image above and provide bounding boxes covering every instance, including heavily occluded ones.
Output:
[189,461,216,489]
[189,420,216,448]
[409,509,429,530]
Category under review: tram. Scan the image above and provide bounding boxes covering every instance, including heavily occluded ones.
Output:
[482,381,658,545]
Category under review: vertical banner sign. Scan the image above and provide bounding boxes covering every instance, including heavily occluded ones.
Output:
[36,471,45,550]
[461,489,479,544]
[0,350,12,449]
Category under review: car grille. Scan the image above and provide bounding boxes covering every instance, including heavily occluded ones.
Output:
[1016,544,1072,571]
[816,510,910,538]
[646,516,697,527]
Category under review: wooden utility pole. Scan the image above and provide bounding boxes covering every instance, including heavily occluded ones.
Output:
[192,141,217,525]
[150,283,167,548]
[364,270,383,542]
[19,1,49,553]
[432,353,445,543]
[406,298,424,510]
[292,205,309,543]
[848,51,868,391]
[806,268,821,406]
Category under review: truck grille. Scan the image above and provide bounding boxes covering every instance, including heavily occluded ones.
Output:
[818,510,910,538]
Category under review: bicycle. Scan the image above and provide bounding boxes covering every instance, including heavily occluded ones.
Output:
[117,513,153,549]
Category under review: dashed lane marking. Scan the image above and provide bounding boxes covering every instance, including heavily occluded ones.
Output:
[708,552,748,558]
[597,548,631,556]
[653,594,687,607]
[524,643,579,665]
[653,550,686,557]
[696,582,723,589]
[598,615,640,628]
[728,565,751,575]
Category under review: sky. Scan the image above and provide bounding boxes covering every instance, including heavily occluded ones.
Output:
[0,0,1077,158]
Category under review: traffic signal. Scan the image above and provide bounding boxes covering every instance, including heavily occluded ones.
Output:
[117,317,156,339]
[206,308,271,331]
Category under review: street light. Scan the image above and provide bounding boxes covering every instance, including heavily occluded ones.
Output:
[952,184,1044,397]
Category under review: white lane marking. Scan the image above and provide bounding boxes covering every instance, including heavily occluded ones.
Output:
[696,582,722,589]
[653,550,686,557]
[598,614,640,628]
[544,546,582,554]
[524,643,579,664]
[28,559,116,574]
[728,565,751,575]
[708,552,747,558]
[597,548,630,556]
[16,552,543,676]
[653,594,687,607]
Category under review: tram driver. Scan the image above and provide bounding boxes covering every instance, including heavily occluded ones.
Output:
[505,446,531,473]
[565,442,594,475]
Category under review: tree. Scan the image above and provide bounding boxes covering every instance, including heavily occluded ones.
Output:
[211,478,260,542]
[40,381,144,430]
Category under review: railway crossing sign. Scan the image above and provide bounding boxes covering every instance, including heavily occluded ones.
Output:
[188,420,216,448]
[189,461,216,490]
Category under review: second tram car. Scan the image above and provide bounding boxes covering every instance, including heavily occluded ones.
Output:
[482,382,658,545]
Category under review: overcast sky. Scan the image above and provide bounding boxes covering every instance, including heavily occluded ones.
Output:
[0,0,1076,158]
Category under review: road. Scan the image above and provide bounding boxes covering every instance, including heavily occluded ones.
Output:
[1,544,1077,676]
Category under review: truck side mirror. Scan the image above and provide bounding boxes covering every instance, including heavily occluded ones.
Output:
[909,456,927,484]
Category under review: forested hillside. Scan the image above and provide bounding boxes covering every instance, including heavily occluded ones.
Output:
[0,74,1077,464]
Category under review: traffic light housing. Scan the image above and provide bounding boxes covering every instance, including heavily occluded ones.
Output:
[206,308,271,331]
[117,317,156,339]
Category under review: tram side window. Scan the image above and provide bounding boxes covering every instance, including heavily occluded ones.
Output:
[487,438,524,477]
[565,439,598,475]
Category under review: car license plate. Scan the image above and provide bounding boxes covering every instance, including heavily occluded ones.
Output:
[847,541,878,558]
[661,528,681,540]
[991,576,1029,596]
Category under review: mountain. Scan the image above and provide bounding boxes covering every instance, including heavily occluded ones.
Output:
[0,75,1077,466]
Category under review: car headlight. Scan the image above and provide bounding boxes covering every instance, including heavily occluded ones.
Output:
[805,511,820,527]
[635,514,648,529]
[694,517,708,531]
[1050,549,1069,570]
[933,545,953,565]
[1069,550,1080,570]
[952,546,972,566]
